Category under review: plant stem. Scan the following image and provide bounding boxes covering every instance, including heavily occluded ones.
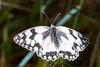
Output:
[39,0,44,25]
[72,0,84,29]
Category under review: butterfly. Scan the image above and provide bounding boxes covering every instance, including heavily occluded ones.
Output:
[13,11,89,61]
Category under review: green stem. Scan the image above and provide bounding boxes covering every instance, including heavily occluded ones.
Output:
[72,0,84,29]
[39,0,44,25]
[18,52,35,67]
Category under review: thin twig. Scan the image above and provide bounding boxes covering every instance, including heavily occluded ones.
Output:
[0,0,1,9]
[1,24,8,67]
[81,14,100,26]
[1,1,31,12]
[97,46,100,67]
[89,30,100,67]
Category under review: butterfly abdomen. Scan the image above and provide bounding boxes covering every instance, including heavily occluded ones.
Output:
[50,27,60,48]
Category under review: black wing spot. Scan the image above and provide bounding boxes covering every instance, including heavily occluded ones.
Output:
[69,29,77,39]
[78,33,89,47]
[42,30,50,40]
[29,29,37,40]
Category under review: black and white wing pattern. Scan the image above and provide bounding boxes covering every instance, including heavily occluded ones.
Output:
[56,26,89,61]
[13,26,89,61]
[36,35,59,61]
[13,26,49,52]
[56,26,89,51]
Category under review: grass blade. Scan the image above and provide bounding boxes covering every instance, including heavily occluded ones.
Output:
[56,6,79,26]
[72,0,84,29]
[18,52,35,67]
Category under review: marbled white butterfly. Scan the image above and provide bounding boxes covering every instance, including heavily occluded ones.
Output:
[13,11,89,61]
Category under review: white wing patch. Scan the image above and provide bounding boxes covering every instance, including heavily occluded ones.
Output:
[14,26,89,61]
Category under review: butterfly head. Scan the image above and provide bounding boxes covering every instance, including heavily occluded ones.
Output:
[50,24,56,33]
[41,11,60,26]
[50,24,55,28]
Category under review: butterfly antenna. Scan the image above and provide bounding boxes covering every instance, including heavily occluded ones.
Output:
[53,13,60,24]
[41,11,53,25]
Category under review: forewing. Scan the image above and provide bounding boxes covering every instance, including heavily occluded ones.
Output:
[13,26,49,52]
[56,26,89,51]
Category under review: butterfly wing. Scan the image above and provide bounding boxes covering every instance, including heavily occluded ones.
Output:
[56,26,89,61]
[14,26,59,61]
[58,35,79,61]
[13,26,49,52]
[56,26,89,51]
[36,36,58,61]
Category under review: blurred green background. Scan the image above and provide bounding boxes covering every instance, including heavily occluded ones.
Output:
[0,0,100,67]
